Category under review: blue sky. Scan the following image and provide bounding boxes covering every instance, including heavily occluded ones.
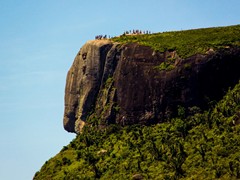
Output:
[0,0,239,179]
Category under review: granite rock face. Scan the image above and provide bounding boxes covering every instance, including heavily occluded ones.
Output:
[63,40,240,133]
[63,40,113,132]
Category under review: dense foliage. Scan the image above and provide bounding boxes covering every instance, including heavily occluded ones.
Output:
[34,81,240,180]
[112,25,240,58]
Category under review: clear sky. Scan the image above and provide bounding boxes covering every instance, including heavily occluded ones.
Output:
[0,0,239,179]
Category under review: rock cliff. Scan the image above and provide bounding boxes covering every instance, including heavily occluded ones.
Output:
[63,40,240,133]
[35,25,240,180]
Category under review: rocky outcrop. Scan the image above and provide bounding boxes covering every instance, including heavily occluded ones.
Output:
[63,40,113,132]
[63,40,240,133]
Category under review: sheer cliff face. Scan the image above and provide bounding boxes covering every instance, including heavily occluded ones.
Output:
[63,40,113,132]
[64,40,240,133]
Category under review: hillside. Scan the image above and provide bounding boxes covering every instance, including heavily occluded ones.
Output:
[34,25,240,179]
[112,25,240,58]
[35,80,240,179]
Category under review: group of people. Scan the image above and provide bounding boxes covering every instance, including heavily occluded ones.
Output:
[95,35,109,40]
[123,29,152,35]
[94,29,152,40]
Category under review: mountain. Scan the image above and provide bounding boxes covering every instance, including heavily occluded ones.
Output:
[34,25,240,179]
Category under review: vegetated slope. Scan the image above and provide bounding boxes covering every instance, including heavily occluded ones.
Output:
[34,81,240,179]
[113,24,240,58]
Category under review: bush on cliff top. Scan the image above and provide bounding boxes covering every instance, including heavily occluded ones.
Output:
[34,81,240,180]
[112,25,240,58]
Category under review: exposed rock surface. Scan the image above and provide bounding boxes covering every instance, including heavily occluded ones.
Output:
[63,40,113,132]
[63,40,240,133]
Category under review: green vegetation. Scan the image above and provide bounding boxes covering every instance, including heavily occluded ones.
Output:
[112,25,240,58]
[154,57,176,71]
[34,81,240,179]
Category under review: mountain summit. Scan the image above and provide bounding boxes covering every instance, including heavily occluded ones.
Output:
[64,25,240,133]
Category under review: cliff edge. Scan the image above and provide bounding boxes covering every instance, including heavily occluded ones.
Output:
[64,26,240,133]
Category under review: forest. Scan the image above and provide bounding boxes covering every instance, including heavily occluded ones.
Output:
[34,80,240,179]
